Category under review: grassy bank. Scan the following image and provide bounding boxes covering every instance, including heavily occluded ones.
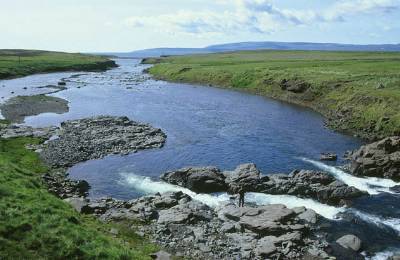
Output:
[0,134,157,259]
[0,49,116,79]
[146,50,400,140]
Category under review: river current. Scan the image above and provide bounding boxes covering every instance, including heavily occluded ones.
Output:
[1,59,399,259]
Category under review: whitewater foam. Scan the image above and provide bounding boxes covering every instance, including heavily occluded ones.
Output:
[350,209,400,234]
[121,173,345,220]
[365,249,400,260]
[246,192,345,220]
[121,173,228,208]
[121,172,400,232]
[301,158,399,195]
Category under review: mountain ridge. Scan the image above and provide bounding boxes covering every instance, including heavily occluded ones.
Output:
[96,41,400,58]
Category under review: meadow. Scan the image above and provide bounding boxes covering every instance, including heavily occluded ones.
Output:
[0,50,115,79]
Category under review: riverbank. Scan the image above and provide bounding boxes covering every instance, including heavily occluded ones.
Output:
[0,95,69,123]
[0,50,117,80]
[0,122,159,259]
[1,117,388,259]
[145,50,400,140]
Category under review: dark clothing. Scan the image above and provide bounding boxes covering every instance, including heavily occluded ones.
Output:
[238,189,245,207]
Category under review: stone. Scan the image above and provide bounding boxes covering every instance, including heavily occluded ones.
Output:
[220,222,236,233]
[254,237,277,257]
[320,153,338,161]
[158,208,193,224]
[297,209,318,224]
[280,79,310,93]
[336,234,362,251]
[349,136,400,180]
[39,116,166,167]
[224,163,261,191]
[260,170,365,205]
[238,205,295,235]
[64,197,92,214]
[161,166,227,193]
[150,250,172,260]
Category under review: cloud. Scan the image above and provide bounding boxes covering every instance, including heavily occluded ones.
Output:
[124,0,400,36]
[325,0,400,21]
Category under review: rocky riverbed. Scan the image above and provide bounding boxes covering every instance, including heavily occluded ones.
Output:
[1,115,376,259]
[39,116,166,167]
[161,164,366,206]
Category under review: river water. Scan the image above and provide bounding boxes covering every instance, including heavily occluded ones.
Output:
[1,59,399,258]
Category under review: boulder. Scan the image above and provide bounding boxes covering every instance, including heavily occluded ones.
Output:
[254,237,277,257]
[297,209,318,224]
[336,234,362,252]
[224,163,262,191]
[349,136,400,180]
[260,170,365,205]
[64,197,93,214]
[161,167,227,193]
[158,200,212,225]
[320,153,338,161]
[150,250,172,260]
[280,79,310,93]
[236,204,296,235]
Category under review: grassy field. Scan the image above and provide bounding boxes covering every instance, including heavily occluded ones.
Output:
[0,132,157,259]
[0,49,116,79]
[146,50,400,140]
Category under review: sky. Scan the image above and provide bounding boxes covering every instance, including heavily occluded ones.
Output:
[0,0,399,52]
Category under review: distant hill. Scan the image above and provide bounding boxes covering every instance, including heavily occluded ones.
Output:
[98,41,400,58]
[99,48,210,58]
[207,41,400,52]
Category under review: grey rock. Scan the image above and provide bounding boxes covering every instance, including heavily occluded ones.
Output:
[224,163,261,191]
[260,170,365,205]
[40,116,166,167]
[254,237,277,257]
[336,234,362,251]
[150,250,171,260]
[220,222,236,233]
[349,136,400,180]
[64,197,92,214]
[161,166,227,193]
[297,209,318,224]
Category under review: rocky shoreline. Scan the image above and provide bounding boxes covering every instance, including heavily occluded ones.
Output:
[39,116,166,167]
[347,136,400,181]
[161,164,366,206]
[2,115,400,259]
[0,95,69,123]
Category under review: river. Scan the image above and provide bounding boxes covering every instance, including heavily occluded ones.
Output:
[1,59,399,258]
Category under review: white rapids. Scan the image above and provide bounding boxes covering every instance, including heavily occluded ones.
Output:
[301,158,399,195]
[121,173,345,220]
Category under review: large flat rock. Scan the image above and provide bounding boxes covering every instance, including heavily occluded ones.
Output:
[40,116,166,167]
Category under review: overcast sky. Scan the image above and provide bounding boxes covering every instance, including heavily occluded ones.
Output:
[1,0,399,52]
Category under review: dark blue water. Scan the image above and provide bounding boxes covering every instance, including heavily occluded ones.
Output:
[5,59,398,257]
[20,59,363,199]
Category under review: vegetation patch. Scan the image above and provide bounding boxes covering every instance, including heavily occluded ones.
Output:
[0,49,116,79]
[0,136,157,259]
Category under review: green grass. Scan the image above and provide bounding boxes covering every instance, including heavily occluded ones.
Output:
[0,49,115,79]
[0,136,158,259]
[147,50,400,139]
